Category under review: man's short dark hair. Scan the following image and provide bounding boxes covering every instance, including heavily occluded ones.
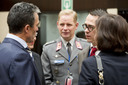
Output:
[89,9,107,17]
[7,2,40,34]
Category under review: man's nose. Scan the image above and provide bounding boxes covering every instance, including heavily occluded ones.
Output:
[85,28,89,33]
[63,25,68,30]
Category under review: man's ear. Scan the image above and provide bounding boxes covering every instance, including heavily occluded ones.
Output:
[24,24,30,33]
[57,21,59,29]
[57,21,58,25]
[75,22,79,30]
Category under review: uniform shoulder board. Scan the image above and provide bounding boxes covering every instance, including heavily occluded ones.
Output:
[44,40,56,46]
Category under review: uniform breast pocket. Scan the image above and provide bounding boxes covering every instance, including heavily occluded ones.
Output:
[51,60,65,77]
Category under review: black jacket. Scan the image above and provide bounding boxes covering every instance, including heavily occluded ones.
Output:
[79,51,128,85]
[32,51,46,85]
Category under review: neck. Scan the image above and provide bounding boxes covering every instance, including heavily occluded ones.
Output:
[11,33,26,42]
[92,43,96,47]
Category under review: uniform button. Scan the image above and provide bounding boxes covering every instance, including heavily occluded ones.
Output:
[54,70,58,74]
[56,80,60,84]
[54,68,59,74]
[69,63,72,66]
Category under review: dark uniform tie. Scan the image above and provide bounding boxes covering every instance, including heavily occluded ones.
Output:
[67,42,71,57]
[90,47,97,56]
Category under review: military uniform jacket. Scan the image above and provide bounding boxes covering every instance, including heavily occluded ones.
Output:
[41,37,90,85]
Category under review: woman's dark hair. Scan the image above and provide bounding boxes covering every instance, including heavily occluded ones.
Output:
[96,14,128,52]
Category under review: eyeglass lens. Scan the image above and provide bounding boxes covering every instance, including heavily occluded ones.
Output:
[82,24,95,32]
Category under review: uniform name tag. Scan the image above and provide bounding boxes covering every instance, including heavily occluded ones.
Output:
[54,60,64,65]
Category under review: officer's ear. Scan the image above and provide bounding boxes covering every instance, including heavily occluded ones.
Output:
[57,21,59,25]
[57,21,59,29]
[75,22,79,30]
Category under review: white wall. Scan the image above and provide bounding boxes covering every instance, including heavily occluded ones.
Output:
[0,12,9,42]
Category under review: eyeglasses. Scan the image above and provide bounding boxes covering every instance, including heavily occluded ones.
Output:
[82,24,95,32]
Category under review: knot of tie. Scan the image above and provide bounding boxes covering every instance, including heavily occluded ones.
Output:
[67,42,71,47]
[90,47,97,56]
[67,42,71,57]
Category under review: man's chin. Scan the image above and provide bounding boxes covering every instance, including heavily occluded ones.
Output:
[62,35,69,38]
[62,36,70,41]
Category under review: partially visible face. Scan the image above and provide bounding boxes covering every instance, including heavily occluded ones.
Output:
[84,14,98,45]
[57,14,78,41]
[27,37,36,50]
[27,13,39,43]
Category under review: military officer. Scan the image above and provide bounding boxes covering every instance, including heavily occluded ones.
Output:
[41,9,90,85]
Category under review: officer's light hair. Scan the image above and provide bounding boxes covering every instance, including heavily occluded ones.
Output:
[58,9,77,23]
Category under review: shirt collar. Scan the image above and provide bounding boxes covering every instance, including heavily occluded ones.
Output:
[90,43,97,48]
[6,33,28,48]
[61,36,76,48]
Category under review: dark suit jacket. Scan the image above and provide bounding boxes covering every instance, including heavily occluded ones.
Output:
[0,38,41,85]
[79,51,128,85]
[32,51,45,85]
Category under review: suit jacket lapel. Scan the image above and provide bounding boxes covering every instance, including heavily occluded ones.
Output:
[84,46,90,57]
[78,45,90,73]
[31,60,41,85]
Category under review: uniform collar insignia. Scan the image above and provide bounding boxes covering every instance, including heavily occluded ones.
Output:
[56,42,62,51]
[76,41,83,50]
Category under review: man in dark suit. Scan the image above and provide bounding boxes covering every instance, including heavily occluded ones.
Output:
[78,9,107,73]
[27,37,45,85]
[0,2,41,85]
